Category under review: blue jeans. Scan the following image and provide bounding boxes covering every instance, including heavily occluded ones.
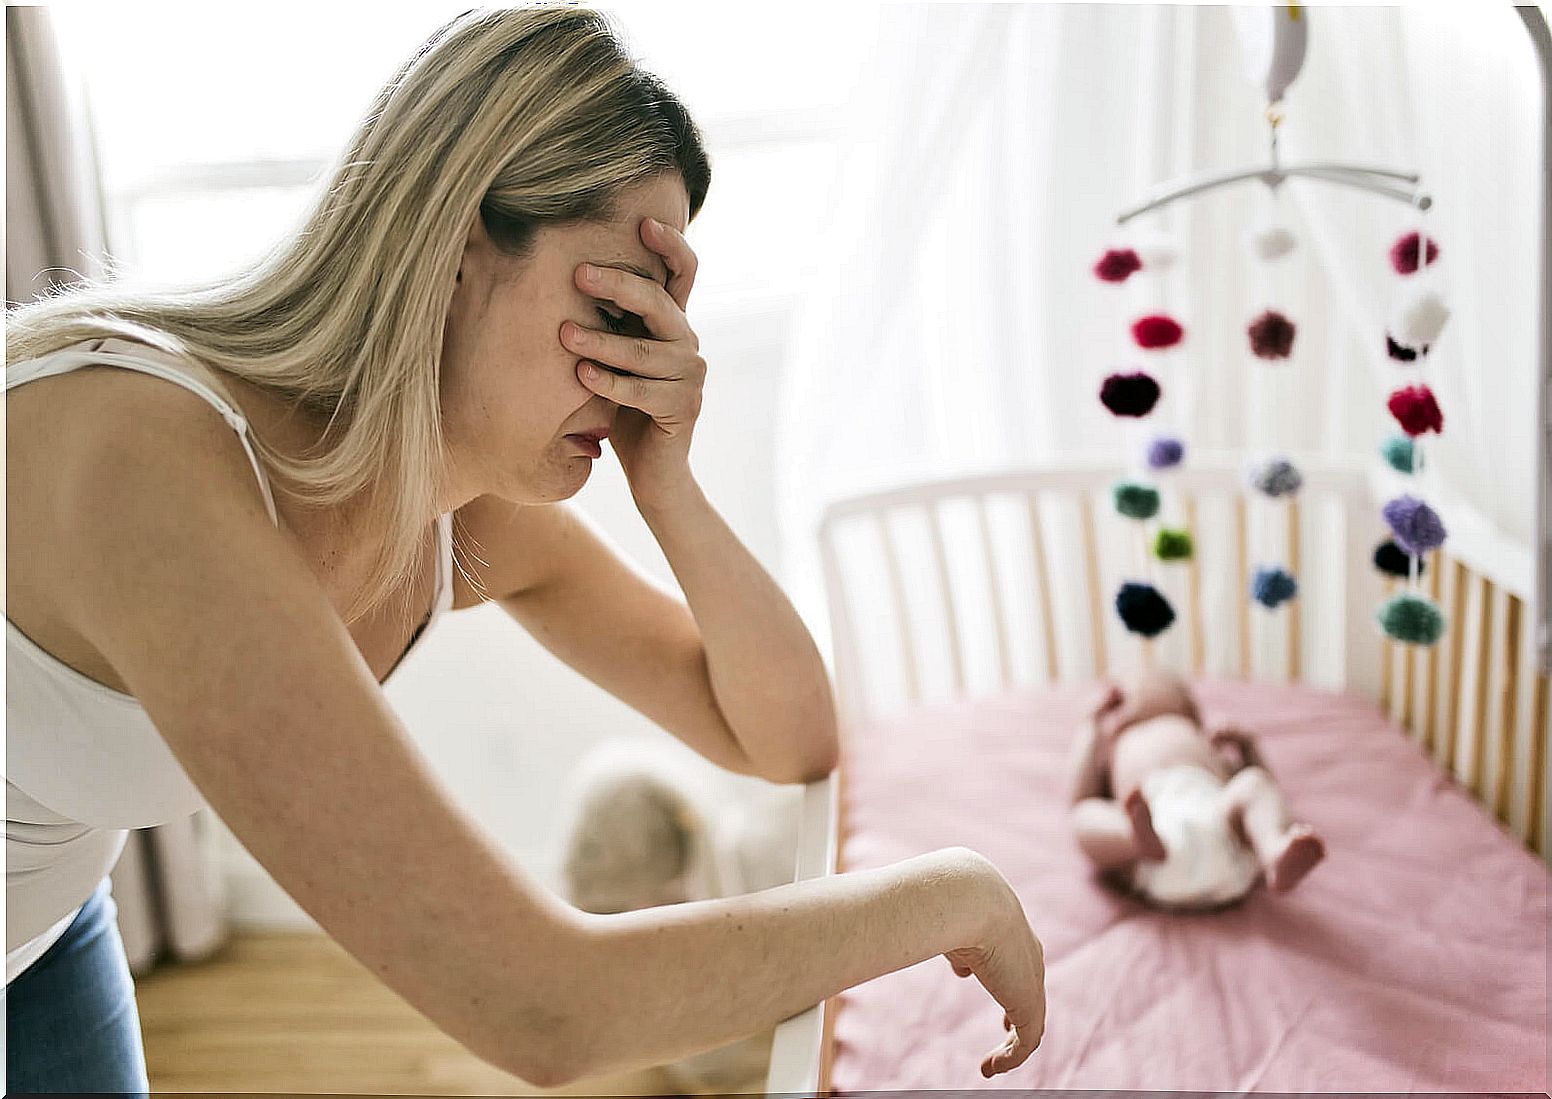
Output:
[5,877,150,1095]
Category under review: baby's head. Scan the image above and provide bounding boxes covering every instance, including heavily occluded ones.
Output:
[1098,666,1201,740]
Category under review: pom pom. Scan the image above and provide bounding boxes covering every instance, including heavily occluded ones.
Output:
[1247,310,1297,360]
[1153,527,1194,561]
[1247,223,1297,262]
[1112,480,1161,520]
[1247,455,1303,498]
[1385,333,1426,362]
[1133,233,1179,271]
[1380,434,1417,474]
[1376,592,1446,646]
[1389,231,1440,275]
[1131,314,1185,350]
[1100,371,1161,417]
[1387,384,1444,436]
[1116,582,1175,638]
[1250,566,1298,609]
[1146,434,1186,470]
[1392,289,1450,350]
[1094,248,1142,283]
[1382,494,1448,554]
[1373,539,1425,578]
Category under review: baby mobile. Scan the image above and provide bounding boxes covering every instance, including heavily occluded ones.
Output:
[1086,4,1450,659]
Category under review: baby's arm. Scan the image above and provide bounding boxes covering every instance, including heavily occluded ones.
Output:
[1068,685,1123,804]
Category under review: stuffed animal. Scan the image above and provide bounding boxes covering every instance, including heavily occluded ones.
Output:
[552,740,803,1094]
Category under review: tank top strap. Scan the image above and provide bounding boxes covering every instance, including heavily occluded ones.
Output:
[7,338,281,528]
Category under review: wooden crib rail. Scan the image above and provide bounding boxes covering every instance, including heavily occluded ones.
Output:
[817,455,1379,724]
[1383,555,1550,856]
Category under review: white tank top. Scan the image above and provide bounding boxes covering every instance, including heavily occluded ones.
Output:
[5,337,454,984]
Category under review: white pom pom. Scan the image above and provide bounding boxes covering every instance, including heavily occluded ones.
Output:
[1392,289,1450,349]
[1132,232,1179,272]
[1246,223,1297,262]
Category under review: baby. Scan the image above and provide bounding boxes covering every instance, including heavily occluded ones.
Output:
[1068,667,1326,910]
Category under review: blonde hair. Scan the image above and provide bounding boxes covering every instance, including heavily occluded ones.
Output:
[6,6,711,625]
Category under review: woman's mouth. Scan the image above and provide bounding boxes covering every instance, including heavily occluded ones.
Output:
[566,431,607,458]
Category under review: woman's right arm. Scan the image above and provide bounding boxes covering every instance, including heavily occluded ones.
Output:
[52,382,1044,1087]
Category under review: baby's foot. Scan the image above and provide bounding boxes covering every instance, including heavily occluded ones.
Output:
[1124,788,1167,862]
[1267,824,1325,893]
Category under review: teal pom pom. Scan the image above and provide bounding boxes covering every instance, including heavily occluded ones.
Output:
[1112,480,1161,520]
[1376,592,1446,645]
[1380,435,1416,474]
[1152,527,1194,561]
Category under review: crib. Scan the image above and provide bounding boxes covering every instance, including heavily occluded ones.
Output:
[762,453,1549,1095]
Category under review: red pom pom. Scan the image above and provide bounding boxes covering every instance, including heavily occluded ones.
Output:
[1131,314,1184,350]
[1389,231,1440,275]
[1247,310,1297,359]
[1094,248,1142,283]
[1387,384,1443,436]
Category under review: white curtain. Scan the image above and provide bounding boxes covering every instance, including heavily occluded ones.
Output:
[6,5,230,975]
[774,3,1541,673]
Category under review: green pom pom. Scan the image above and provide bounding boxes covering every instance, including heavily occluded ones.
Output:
[1112,480,1161,520]
[1152,527,1194,561]
[1380,434,1416,475]
[1376,592,1445,645]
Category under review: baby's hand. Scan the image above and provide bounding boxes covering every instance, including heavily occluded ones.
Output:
[1208,726,1258,768]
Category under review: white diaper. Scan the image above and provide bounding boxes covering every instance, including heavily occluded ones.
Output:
[1127,763,1262,909]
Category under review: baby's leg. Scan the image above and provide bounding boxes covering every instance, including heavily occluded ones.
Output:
[1219,767,1325,892]
[1072,792,1166,868]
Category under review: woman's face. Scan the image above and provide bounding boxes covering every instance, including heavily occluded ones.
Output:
[439,172,692,507]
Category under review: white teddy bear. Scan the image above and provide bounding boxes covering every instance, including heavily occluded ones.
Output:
[551,740,804,1095]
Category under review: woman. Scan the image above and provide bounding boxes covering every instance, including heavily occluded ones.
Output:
[5,7,1045,1090]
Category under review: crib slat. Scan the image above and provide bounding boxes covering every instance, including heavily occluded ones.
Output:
[1025,496,1059,683]
[925,501,966,695]
[1469,575,1497,792]
[1182,495,1205,675]
[1442,557,1469,770]
[974,496,1013,690]
[1400,612,1416,734]
[1381,577,1395,713]
[1528,670,1548,852]
[1493,594,1523,821]
[1287,498,1301,683]
[1079,494,1107,676]
[1235,495,1250,679]
[876,510,921,705]
[1422,552,1443,755]
[818,519,866,726]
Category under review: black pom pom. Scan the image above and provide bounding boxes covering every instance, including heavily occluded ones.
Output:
[1373,539,1425,578]
[1386,333,1429,362]
[1099,372,1162,417]
[1115,581,1175,638]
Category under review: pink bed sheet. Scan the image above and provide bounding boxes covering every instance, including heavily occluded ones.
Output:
[828,678,1548,1093]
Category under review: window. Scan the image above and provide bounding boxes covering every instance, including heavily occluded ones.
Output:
[54,4,878,307]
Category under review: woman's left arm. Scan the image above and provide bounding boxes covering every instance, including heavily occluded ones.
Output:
[551,215,837,784]
[634,476,839,785]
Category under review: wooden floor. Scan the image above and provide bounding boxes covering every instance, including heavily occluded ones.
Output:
[134,930,686,1096]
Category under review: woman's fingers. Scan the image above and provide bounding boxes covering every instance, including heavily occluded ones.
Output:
[642,217,699,311]
[561,320,694,382]
[575,361,700,426]
[574,262,693,343]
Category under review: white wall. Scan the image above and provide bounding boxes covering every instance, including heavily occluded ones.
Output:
[217,291,806,928]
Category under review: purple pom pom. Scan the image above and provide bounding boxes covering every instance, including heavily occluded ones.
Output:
[1382,495,1448,555]
[1146,435,1185,470]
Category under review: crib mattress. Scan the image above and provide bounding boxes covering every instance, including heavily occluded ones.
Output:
[828,678,1548,1093]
